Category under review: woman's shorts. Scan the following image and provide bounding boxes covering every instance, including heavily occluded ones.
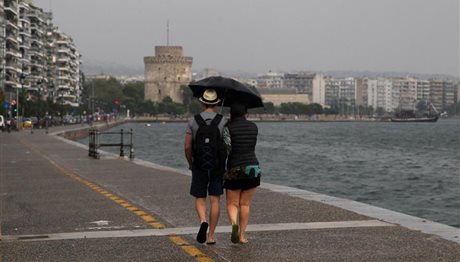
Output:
[223,177,260,191]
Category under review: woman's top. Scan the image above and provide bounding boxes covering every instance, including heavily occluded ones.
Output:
[225,116,259,170]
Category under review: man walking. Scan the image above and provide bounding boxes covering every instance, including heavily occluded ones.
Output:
[184,88,226,244]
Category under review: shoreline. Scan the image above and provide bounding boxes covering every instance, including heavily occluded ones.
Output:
[52,124,460,243]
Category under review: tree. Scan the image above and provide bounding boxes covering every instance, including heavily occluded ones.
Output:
[375,107,386,116]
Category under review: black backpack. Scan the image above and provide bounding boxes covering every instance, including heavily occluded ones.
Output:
[193,114,226,173]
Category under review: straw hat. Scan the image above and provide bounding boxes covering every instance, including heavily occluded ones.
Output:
[199,89,221,105]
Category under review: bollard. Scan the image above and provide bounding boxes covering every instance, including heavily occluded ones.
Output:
[129,128,134,160]
[119,129,124,157]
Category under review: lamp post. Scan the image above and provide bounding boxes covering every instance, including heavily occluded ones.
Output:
[17,73,26,130]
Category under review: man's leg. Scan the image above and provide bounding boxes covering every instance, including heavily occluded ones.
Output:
[195,197,209,243]
[207,195,220,242]
[195,197,207,223]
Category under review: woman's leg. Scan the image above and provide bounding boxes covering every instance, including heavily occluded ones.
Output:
[226,189,241,225]
[238,187,256,242]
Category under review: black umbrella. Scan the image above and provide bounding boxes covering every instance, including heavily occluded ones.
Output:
[189,76,264,108]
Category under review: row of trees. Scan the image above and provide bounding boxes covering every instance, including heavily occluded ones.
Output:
[81,78,389,117]
[82,78,375,117]
[0,89,78,118]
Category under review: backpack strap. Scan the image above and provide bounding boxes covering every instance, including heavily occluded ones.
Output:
[194,114,223,127]
[210,114,223,126]
[194,114,207,127]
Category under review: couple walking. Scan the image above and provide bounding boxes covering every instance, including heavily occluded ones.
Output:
[184,88,261,245]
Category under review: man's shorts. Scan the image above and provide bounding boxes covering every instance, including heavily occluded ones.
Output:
[190,167,224,198]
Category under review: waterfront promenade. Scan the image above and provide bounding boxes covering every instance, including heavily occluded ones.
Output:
[0,126,459,261]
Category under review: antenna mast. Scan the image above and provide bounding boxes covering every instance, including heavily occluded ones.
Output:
[166,20,170,46]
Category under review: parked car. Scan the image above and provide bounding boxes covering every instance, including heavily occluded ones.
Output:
[23,118,33,129]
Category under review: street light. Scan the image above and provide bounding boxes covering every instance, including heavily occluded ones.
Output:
[16,73,26,130]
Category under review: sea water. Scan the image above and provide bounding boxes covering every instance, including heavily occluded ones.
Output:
[81,118,460,227]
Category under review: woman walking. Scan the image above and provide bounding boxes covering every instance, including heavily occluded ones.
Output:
[223,103,261,244]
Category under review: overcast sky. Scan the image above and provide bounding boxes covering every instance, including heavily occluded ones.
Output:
[34,0,459,77]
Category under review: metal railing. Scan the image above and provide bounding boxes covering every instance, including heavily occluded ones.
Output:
[88,128,134,160]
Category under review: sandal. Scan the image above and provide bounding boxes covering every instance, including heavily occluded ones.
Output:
[196,222,208,243]
[231,224,239,244]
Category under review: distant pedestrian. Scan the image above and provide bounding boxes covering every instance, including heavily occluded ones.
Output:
[184,89,227,244]
[5,118,12,133]
[223,103,261,244]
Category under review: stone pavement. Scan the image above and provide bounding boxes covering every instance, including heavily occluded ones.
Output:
[0,126,459,261]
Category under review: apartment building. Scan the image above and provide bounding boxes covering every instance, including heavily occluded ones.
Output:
[4,0,21,97]
[416,80,430,102]
[324,77,339,107]
[429,79,455,112]
[367,78,393,112]
[256,71,284,89]
[0,1,5,92]
[283,72,315,94]
[1,0,82,107]
[312,74,326,106]
[392,77,417,111]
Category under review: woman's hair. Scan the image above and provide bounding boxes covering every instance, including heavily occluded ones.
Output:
[230,103,247,119]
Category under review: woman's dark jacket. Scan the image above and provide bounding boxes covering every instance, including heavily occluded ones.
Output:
[226,117,259,169]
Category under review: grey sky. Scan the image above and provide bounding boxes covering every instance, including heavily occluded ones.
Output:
[34,0,459,77]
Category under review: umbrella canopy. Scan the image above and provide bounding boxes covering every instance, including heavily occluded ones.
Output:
[189,76,264,108]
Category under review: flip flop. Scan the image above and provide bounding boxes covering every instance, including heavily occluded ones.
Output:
[196,222,208,243]
[239,239,249,244]
[231,224,239,244]
[206,241,216,245]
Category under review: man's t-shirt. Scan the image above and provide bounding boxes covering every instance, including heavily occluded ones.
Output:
[186,112,226,140]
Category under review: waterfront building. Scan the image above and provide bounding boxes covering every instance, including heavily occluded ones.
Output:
[367,78,393,112]
[23,2,47,101]
[338,77,356,103]
[416,80,430,103]
[0,1,5,93]
[283,72,315,94]
[355,78,365,106]
[312,74,326,106]
[392,77,417,111]
[325,77,357,109]
[200,68,220,79]
[4,0,21,100]
[258,88,309,106]
[429,79,455,112]
[325,77,339,107]
[256,71,284,89]
[144,46,193,103]
[457,83,460,103]
[1,0,82,107]
[49,29,81,106]
[429,79,456,111]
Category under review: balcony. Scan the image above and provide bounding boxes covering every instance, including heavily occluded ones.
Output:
[4,6,18,16]
[58,84,71,90]
[6,35,19,44]
[6,20,19,30]
[6,50,21,58]
[58,48,71,54]
[30,26,44,35]
[57,57,71,63]
[57,67,70,72]
[56,40,70,45]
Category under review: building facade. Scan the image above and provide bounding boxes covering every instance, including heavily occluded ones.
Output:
[1,0,82,107]
[312,74,326,106]
[144,46,193,103]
